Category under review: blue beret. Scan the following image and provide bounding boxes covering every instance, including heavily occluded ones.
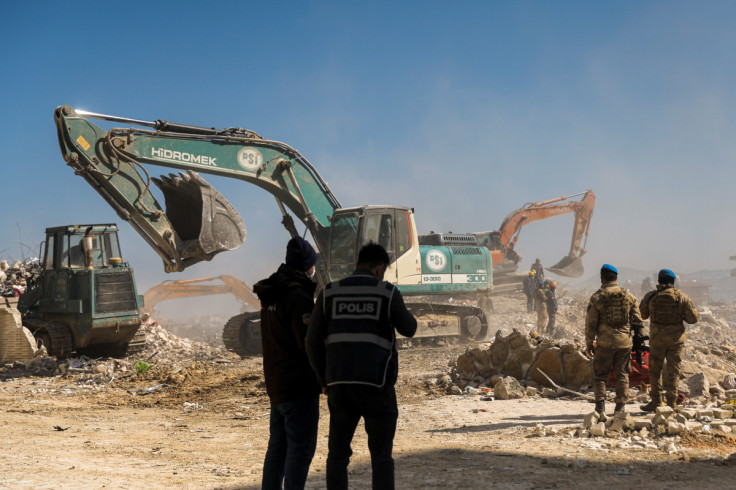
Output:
[658,269,676,282]
[601,264,618,274]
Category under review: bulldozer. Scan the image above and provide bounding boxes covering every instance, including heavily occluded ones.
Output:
[16,224,145,358]
[54,106,494,353]
[142,275,262,356]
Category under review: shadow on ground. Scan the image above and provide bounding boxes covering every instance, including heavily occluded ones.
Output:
[224,446,736,489]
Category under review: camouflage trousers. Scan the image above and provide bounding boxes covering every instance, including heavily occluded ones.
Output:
[593,347,631,403]
[649,341,684,404]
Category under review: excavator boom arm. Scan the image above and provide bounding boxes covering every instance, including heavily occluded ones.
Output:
[142,275,260,315]
[487,190,595,277]
[497,191,595,253]
[54,106,341,272]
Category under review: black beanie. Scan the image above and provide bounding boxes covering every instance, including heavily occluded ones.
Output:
[285,236,317,271]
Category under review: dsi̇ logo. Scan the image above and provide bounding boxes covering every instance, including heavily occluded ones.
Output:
[425,250,447,272]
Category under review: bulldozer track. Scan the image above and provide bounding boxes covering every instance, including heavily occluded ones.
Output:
[125,328,147,356]
[23,319,74,358]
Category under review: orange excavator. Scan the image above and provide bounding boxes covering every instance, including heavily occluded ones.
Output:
[473,190,595,278]
[142,275,262,356]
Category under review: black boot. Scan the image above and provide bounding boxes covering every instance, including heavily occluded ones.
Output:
[595,400,605,414]
[614,402,625,413]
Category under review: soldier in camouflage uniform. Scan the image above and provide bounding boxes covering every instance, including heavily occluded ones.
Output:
[639,269,699,412]
[585,264,643,415]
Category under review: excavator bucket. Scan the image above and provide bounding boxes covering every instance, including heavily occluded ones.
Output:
[546,255,584,278]
[152,170,246,259]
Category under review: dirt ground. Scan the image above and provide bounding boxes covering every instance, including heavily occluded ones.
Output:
[2,339,736,490]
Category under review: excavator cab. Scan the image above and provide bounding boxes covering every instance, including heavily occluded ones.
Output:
[327,206,416,283]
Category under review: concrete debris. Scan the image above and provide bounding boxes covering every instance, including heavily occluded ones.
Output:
[446,293,736,405]
[493,376,526,400]
[589,422,606,436]
[712,408,733,419]
[583,411,599,429]
[137,316,235,362]
[686,372,710,398]
[0,306,42,362]
[608,412,635,432]
[0,258,40,298]
[655,406,675,417]
[573,392,734,453]
[541,387,560,398]
[455,328,592,390]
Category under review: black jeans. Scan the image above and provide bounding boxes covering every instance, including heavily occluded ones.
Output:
[326,384,398,490]
[262,394,320,490]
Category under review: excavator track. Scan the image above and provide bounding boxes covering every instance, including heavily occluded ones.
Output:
[23,319,74,359]
[222,311,262,357]
[404,301,489,344]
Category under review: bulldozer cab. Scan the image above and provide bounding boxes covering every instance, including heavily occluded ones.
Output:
[327,206,415,282]
[44,224,124,271]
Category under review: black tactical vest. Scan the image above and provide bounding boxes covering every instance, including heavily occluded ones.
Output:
[323,274,395,388]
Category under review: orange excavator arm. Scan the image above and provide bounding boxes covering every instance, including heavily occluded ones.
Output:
[499,190,595,249]
[142,275,260,315]
[502,190,595,277]
[474,190,595,278]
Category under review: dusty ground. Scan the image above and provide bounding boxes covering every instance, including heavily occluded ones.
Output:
[2,343,736,489]
[2,292,736,488]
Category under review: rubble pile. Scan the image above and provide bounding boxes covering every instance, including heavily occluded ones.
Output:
[454,329,592,392]
[0,259,40,297]
[568,396,736,454]
[436,290,736,407]
[136,317,237,362]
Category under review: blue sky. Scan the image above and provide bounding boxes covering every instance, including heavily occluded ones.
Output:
[2,1,735,316]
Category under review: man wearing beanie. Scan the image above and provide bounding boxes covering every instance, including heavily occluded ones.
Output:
[639,269,699,411]
[254,236,321,489]
[585,264,643,416]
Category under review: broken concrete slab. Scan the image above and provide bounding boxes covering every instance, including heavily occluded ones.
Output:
[696,408,714,419]
[583,411,599,429]
[655,406,675,418]
[687,372,710,398]
[590,422,606,436]
[712,408,733,419]
[0,306,40,362]
[666,421,686,435]
[493,376,526,400]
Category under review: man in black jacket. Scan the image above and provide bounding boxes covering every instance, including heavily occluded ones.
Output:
[255,236,322,489]
[306,243,417,490]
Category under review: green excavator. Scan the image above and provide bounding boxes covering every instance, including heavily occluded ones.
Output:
[54,106,493,354]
